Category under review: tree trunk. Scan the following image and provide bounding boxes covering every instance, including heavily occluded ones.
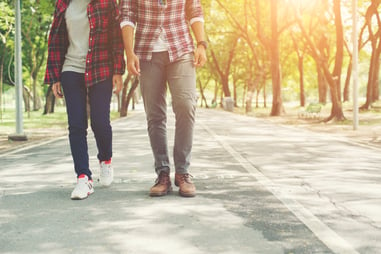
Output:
[43,85,55,115]
[124,76,139,116]
[291,33,306,107]
[343,57,352,102]
[263,81,267,108]
[322,63,346,121]
[269,0,283,116]
[322,0,345,121]
[360,0,381,109]
[361,41,380,109]
[120,74,132,117]
[221,75,231,98]
[298,55,305,107]
[0,60,3,121]
[198,79,209,108]
[332,0,344,103]
[32,76,41,111]
[317,65,328,104]
[373,58,380,101]
[23,86,31,114]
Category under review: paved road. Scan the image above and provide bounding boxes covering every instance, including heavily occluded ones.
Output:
[0,108,380,254]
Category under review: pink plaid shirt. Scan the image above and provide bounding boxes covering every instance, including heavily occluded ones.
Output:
[120,0,204,62]
[44,0,125,87]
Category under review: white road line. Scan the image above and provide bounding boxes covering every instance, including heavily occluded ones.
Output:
[201,122,360,254]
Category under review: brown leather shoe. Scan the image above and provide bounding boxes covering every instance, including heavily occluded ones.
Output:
[175,173,196,197]
[149,171,172,197]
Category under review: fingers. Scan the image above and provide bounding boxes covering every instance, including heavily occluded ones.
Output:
[128,64,140,76]
[127,54,140,76]
[113,75,123,94]
[194,48,207,67]
[52,82,63,98]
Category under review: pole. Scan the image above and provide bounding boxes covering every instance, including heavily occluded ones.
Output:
[9,0,27,141]
[352,0,359,130]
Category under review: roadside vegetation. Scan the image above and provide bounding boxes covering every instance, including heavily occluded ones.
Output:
[1,0,380,137]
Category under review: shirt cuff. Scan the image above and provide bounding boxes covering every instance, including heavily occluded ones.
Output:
[120,21,135,29]
[190,17,204,25]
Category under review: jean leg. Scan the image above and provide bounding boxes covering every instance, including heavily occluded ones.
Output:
[88,79,113,162]
[61,72,92,178]
[167,53,197,174]
[140,52,170,174]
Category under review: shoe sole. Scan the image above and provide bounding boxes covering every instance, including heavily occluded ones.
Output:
[71,195,89,200]
[175,181,196,198]
[149,187,173,197]
[179,190,196,198]
[99,180,113,187]
[71,189,94,200]
[99,175,113,187]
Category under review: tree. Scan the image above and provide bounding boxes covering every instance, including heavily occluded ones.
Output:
[268,0,284,116]
[120,74,139,117]
[208,34,238,99]
[297,0,346,121]
[360,0,381,109]
[290,33,306,107]
[214,0,271,113]
[22,0,53,112]
[0,1,14,121]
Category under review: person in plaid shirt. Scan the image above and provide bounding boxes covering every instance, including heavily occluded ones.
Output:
[44,0,125,200]
[120,0,207,197]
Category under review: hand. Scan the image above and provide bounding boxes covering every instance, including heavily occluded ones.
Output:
[194,46,207,67]
[113,74,123,94]
[52,82,63,98]
[127,53,140,76]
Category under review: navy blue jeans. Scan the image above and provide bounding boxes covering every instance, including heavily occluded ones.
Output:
[61,71,113,179]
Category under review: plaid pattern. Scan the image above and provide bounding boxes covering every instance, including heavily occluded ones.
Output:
[120,0,204,62]
[44,0,125,87]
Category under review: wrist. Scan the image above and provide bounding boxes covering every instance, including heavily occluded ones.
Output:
[197,41,208,50]
[126,50,135,58]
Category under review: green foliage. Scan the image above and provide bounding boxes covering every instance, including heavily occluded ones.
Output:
[0,0,379,117]
[0,1,15,86]
[202,0,376,111]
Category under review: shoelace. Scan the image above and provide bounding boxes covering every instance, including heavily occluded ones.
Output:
[155,172,170,185]
[177,174,193,184]
[101,164,112,176]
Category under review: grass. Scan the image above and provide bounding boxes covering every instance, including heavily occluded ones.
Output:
[1,107,66,134]
[0,106,122,135]
[1,101,380,136]
[233,101,381,127]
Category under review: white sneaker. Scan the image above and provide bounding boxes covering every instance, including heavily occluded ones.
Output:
[71,175,94,200]
[99,160,113,187]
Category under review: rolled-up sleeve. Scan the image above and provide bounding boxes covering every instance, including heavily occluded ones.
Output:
[185,0,204,22]
[119,0,137,28]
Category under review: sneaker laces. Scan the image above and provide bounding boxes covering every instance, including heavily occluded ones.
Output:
[100,162,112,177]
[74,176,93,190]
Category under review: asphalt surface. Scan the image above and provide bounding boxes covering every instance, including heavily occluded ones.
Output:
[0,107,380,254]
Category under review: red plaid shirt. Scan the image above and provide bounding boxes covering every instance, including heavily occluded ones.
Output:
[44,0,125,87]
[120,0,204,62]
